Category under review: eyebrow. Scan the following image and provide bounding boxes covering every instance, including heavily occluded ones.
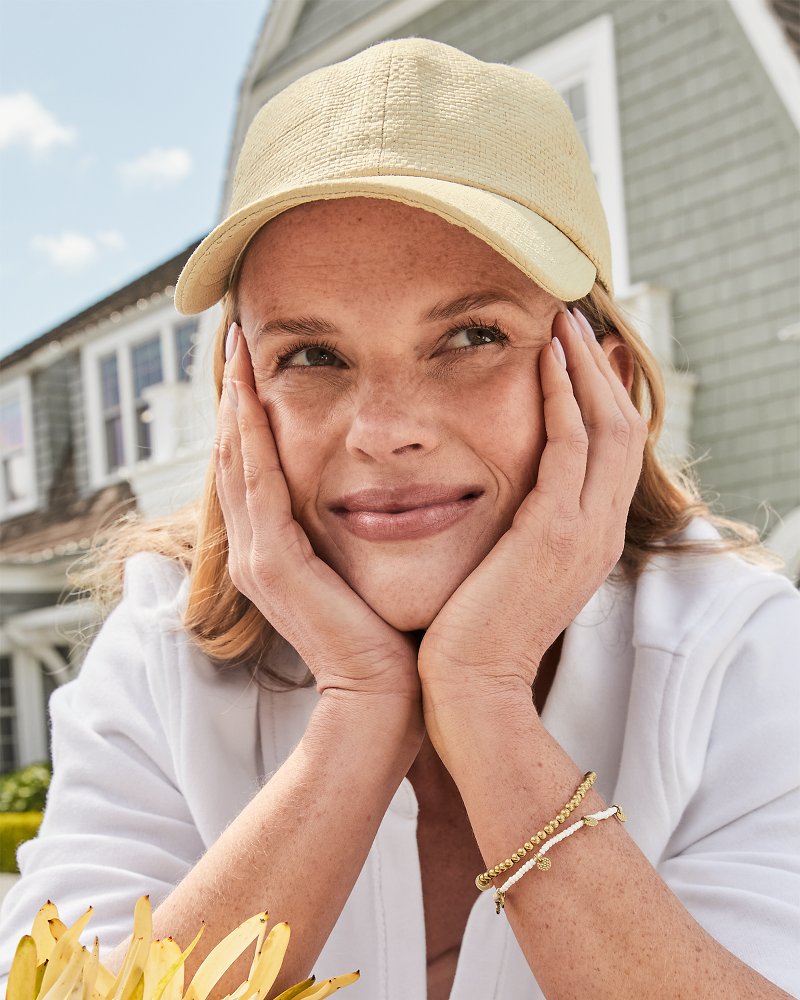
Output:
[254,288,532,344]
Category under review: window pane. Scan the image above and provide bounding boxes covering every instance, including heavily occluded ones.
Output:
[562,81,591,159]
[100,354,120,409]
[105,414,124,473]
[131,336,163,397]
[135,402,152,459]
[3,451,30,501]
[175,319,198,382]
[0,398,23,451]
[0,656,13,710]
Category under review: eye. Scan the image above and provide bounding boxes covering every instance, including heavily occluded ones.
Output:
[445,319,510,351]
[275,340,344,369]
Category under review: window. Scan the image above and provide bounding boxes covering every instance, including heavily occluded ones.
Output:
[0,377,36,517]
[0,656,17,774]
[85,311,199,484]
[514,15,631,294]
[131,335,163,460]
[175,319,199,382]
[100,353,124,474]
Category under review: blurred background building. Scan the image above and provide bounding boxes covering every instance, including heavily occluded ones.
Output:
[1,0,798,773]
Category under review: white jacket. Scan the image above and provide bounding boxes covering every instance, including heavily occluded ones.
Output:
[1,518,798,998]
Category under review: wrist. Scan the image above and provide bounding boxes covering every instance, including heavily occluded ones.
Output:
[421,676,540,766]
[314,687,425,754]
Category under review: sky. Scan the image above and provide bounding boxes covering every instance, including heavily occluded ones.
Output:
[0,0,270,359]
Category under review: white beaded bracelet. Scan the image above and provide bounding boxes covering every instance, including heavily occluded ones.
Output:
[494,805,625,914]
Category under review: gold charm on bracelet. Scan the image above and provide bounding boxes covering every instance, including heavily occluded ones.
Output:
[495,890,506,914]
[535,854,551,871]
[613,804,627,822]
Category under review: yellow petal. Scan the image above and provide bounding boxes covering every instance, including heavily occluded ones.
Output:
[246,915,269,983]
[81,939,100,1000]
[270,978,315,1000]
[38,945,84,1000]
[247,922,291,1000]
[184,913,267,1000]
[31,902,60,962]
[105,896,153,1000]
[292,971,360,1000]
[48,918,69,942]
[150,929,202,1000]
[92,938,116,999]
[38,908,94,997]
[7,935,38,1000]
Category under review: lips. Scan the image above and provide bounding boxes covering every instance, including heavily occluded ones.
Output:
[330,484,484,513]
[328,484,485,542]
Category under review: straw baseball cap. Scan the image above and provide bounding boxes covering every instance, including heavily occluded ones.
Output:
[174,37,612,316]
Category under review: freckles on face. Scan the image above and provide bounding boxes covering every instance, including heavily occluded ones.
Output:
[237,198,557,630]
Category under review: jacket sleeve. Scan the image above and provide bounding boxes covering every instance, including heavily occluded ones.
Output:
[656,579,800,998]
[0,553,206,985]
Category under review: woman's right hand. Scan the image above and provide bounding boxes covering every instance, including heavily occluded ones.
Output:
[214,323,423,717]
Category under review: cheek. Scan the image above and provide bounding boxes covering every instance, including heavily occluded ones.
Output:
[258,389,332,517]
[467,364,546,496]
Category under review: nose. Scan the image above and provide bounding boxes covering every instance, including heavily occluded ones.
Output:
[344,375,440,461]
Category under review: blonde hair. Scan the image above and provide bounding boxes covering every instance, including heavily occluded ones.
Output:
[72,265,783,690]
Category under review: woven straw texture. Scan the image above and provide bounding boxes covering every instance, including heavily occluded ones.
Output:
[175,37,612,315]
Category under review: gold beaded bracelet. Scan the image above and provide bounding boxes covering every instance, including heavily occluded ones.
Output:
[475,771,597,891]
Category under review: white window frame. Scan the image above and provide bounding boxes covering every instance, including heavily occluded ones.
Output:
[83,310,180,488]
[513,14,632,295]
[0,374,37,519]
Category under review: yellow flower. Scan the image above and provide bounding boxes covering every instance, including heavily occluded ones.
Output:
[7,895,359,1000]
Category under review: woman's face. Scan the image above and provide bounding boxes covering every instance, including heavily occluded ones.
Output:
[237,197,563,631]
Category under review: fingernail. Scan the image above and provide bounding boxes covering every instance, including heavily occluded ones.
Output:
[225,377,238,408]
[566,309,583,340]
[572,308,595,344]
[225,322,239,362]
[551,336,567,369]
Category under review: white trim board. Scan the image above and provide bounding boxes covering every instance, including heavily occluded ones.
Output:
[728,0,800,132]
[514,14,632,296]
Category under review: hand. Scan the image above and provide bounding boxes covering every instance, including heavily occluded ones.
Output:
[215,324,423,714]
[418,307,648,710]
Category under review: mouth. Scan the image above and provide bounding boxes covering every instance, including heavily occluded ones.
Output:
[329,486,485,542]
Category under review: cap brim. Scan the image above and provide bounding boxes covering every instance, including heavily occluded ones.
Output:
[174,175,597,315]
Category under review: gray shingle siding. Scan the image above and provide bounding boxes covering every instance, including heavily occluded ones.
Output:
[268,0,389,74]
[31,361,71,506]
[275,0,799,528]
[68,353,90,498]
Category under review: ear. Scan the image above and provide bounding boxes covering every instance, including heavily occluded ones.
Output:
[601,334,635,396]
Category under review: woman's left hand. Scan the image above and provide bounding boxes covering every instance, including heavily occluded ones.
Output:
[418,307,648,715]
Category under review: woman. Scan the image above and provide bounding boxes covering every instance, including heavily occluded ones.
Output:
[0,38,797,1000]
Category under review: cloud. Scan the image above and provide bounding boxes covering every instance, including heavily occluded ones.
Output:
[96,230,125,250]
[31,230,126,271]
[0,92,76,154]
[118,147,192,189]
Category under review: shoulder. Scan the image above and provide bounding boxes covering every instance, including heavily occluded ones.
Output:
[119,549,191,628]
[630,516,799,656]
[55,552,202,726]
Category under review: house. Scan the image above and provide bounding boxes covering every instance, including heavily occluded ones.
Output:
[0,240,212,773]
[1,0,798,773]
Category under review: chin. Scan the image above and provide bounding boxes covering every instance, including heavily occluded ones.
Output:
[349,564,468,632]
[373,597,439,632]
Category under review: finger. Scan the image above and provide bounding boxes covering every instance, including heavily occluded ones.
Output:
[229,321,257,391]
[233,375,299,548]
[571,308,648,507]
[558,310,631,514]
[214,338,253,555]
[519,316,587,522]
[571,307,642,425]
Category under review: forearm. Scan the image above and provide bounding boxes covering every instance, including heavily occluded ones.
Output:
[426,685,792,1000]
[108,691,422,997]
